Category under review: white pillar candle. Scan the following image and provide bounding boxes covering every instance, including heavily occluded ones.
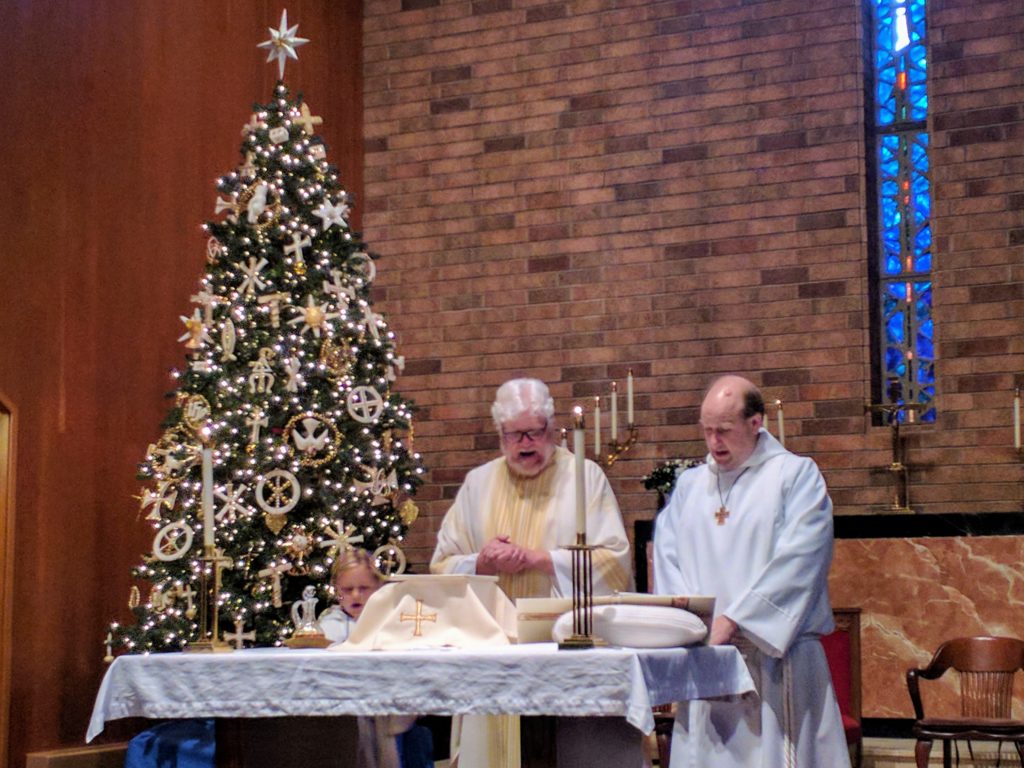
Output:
[775,400,785,449]
[593,396,601,457]
[610,381,618,442]
[573,407,586,537]
[627,369,634,426]
[1015,387,1021,451]
[202,447,215,548]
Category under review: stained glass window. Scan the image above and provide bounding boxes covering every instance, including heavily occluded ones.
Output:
[869,0,934,421]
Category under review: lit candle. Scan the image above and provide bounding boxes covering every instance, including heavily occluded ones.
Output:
[1015,387,1021,451]
[593,396,601,457]
[610,381,618,442]
[573,407,586,538]
[560,427,568,450]
[627,369,634,426]
[202,446,215,548]
[775,400,785,449]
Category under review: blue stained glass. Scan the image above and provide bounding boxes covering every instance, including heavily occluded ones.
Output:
[916,333,934,360]
[887,312,905,343]
[914,195,930,221]
[873,0,932,418]
[915,227,931,253]
[917,298,932,324]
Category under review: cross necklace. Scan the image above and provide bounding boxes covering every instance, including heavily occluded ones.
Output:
[715,468,750,525]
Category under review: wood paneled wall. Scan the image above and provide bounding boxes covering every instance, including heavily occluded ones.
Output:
[0,3,362,765]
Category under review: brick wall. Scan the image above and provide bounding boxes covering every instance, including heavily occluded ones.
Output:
[361,0,1024,569]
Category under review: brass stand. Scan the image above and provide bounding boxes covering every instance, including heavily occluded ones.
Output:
[559,535,595,649]
[186,545,233,653]
[865,400,922,514]
[604,424,639,467]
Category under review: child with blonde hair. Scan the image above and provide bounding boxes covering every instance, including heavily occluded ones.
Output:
[319,549,434,768]
[319,547,386,643]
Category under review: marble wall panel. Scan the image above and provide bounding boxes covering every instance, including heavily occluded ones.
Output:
[830,536,1024,718]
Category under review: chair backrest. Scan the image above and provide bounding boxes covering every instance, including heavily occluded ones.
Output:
[928,636,1024,718]
[821,608,862,721]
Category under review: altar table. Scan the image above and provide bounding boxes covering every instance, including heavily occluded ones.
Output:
[88,643,754,766]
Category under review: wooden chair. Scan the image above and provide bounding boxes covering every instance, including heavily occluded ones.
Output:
[906,635,1024,768]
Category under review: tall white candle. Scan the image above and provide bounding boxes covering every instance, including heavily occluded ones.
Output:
[775,400,785,449]
[610,381,618,442]
[627,369,634,426]
[573,407,586,537]
[1015,388,1021,451]
[593,397,601,457]
[202,447,215,548]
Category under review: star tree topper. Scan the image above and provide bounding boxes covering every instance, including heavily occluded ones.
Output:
[258,10,309,79]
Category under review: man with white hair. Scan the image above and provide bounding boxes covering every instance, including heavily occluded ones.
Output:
[431,377,631,603]
[431,377,632,768]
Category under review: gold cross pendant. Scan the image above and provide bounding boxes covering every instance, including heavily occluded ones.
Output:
[715,506,729,525]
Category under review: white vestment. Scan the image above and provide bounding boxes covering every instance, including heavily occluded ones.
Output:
[318,605,356,644]
[431,446,633,768]
[653,429,850,768]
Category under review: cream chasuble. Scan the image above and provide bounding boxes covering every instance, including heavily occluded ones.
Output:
[431,447,632,768]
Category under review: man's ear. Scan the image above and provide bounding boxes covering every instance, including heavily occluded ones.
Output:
[751,413,764,430]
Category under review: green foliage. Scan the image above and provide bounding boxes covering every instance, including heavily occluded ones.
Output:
[643,457,705,500]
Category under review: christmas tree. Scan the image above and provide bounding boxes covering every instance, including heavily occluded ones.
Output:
[108,12,424,654]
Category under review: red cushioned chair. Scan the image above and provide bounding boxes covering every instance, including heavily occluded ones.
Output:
[821,608,863,768]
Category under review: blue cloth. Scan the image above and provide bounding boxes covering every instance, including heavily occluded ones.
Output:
[124,719,215,768]
[397,723,434,768]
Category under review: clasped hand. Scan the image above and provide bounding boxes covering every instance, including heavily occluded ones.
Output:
[476,535,541,575]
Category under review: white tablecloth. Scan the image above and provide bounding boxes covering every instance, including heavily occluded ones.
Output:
[87,643,753,742]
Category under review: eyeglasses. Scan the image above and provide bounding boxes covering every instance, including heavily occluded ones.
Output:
[501,424,549,443]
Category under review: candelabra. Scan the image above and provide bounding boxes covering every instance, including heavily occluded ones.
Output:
[186,545,233,653]
[865,399,922,514]
[603,424,639,467]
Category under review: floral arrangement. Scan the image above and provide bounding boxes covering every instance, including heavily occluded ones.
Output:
[643,457,705,505]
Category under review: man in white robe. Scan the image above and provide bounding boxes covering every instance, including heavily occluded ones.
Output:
[653,375,850,768]
[431,378,633,768]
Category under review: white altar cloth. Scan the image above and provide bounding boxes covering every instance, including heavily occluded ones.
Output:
[87,643,753,743]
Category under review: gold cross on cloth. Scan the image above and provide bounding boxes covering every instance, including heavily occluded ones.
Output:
[400,599,438,637]
[715,506,729,525]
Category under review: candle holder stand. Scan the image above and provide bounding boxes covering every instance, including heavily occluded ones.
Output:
[558,534,595,650]
[864,401,922,514]
[604,424,639,467]
[186,545,234,653]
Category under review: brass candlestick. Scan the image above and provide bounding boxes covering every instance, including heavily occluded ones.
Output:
[186,545,234,653]
[604,424,639,467]
[865,399,922,514]
[559,534,595,650]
